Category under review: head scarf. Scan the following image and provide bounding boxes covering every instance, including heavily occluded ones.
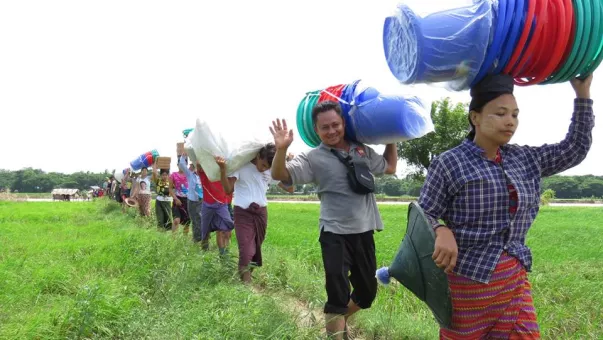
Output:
[467,74,515,139]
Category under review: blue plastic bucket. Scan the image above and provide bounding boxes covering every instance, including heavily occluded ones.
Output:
[340,80,360,141]
[349,92,432,145]
[130,156,144,171]
[383,5,422,84]
[142,155,152,168]
[339,84,353,116]
[353,82,380,103]
[383,1,493,89]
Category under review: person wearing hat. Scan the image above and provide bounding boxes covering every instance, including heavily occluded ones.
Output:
[269,101,398,339]
[418,74,594,339]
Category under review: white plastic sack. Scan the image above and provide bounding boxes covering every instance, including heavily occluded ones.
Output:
[184,130,198,165]
[188,117,270,182]
[113,170,124,184]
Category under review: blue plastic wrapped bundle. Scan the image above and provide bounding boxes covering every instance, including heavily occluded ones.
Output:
[296,80,434,147]
[383,1,494,91]
[130,157,145,171]
[347,81,434,145]
[339,80,360,141]
[129,150,157,171]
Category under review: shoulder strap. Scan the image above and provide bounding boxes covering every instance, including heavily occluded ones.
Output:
[330,149,352,167]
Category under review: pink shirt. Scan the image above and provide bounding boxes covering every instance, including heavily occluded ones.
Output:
[170,172,188,198]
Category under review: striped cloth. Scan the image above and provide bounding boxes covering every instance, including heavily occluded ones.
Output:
[441,253,540,339]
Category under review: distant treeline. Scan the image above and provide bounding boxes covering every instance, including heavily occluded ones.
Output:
[0,168,111,193]
[270,174,603,199]
[2,168,602,199]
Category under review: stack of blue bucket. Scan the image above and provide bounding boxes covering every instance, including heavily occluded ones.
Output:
[383,1,493,90]
[130,150,159,171]
[296,80,433,147]
[383,0,603,89]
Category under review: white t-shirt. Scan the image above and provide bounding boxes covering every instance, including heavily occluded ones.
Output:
[138,176,151,195]
[231,163,279,209]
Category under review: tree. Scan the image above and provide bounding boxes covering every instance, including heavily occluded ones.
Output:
[401,177,424,197]
[397,98,468,179]
[579,178,603,198]
[542,176,582,198]
[0,170,14,190]
[381,176,404,196]
[60,181,79,189]
[1,167,109,192]
[302,183,317,194]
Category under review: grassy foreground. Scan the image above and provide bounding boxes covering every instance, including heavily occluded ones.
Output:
[1,201,602,339]
[0,202,319,339]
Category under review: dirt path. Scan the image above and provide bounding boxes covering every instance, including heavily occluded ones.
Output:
[251,285,365,339]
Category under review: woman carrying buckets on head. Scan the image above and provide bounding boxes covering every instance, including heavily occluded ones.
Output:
[152,161,174,230]
[418,74,594,339]
[216,144,294,283]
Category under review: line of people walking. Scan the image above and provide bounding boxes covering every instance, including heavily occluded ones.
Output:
[268,74,594,340]
[108,144,294,285]
[103,73,594,340]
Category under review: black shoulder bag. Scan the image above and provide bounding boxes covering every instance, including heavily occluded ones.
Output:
[330,149,375,195]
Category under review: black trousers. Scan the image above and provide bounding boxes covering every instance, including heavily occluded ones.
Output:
[319,229,377,315]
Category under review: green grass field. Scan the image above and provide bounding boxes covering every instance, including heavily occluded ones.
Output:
[0,201,602,339]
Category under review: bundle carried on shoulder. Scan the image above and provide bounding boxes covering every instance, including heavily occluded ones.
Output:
[113,169,127,183]
[186,117,270,182]
[297,80,434,147]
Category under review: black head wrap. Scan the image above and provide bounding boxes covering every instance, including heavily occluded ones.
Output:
[467,74,514,140]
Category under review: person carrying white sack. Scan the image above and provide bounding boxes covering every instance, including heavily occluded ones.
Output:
[216,143,293,283]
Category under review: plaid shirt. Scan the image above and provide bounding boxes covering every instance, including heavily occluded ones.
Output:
[419,99,594,283]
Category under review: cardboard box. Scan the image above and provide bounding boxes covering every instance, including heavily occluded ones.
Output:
[156,157,171,170]
[176,143,185,156]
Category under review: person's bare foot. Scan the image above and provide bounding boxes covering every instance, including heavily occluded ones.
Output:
[240,271,252,284]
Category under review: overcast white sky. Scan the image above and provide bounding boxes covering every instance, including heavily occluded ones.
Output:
[0,0,600,176]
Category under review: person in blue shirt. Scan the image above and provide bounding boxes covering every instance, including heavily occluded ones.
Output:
[178,155,204,243]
